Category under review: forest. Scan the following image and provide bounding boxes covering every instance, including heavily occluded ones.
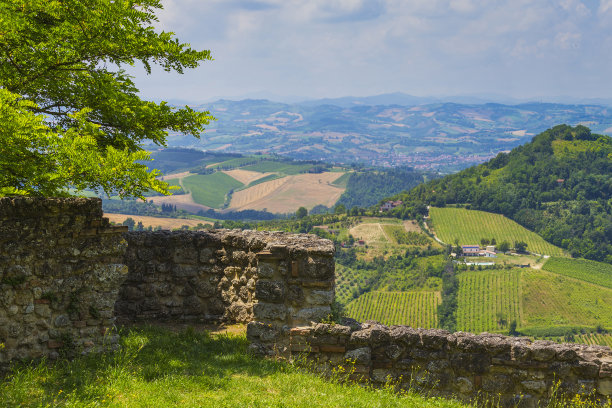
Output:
[335,167,432,209]
[389,125,612,263]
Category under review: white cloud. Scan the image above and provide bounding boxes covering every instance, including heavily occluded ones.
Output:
[129,0,612,101]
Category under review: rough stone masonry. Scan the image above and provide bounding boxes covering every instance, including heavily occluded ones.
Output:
[283,321,612,407]
[0,197,127,363]
[116,229,336,327]
[1,197,610,407]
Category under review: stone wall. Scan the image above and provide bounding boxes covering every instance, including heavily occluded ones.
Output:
[116,230,336,332]
[3,197,610,406]
[0,197,128,364]
[286,321,612,406]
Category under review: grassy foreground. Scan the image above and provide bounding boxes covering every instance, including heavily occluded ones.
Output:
[0,326,468,408]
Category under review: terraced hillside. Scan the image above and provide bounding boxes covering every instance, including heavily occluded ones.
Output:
[521,269,612,329]
[429,207,566,256]
[456,269,522,333]
[346,291,440,327]
[543,257,612,289]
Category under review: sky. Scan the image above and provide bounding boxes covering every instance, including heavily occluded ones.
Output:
[128,0,612,103]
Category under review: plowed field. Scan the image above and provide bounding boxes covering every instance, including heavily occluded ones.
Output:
[228,172,345,213]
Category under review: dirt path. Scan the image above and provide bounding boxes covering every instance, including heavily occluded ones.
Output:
[531,255,550,269]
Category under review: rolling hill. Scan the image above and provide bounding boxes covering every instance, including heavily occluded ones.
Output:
[164,99,612,172]
[429,207,566,256]
[389,125,612,263]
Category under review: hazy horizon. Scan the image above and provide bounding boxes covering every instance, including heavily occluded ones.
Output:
[127,0,612,104]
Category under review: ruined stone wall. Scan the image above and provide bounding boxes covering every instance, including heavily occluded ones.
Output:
[0,198,128,364]
[116,230,336,331]
[3,197,610,407]
[286,321,612,406]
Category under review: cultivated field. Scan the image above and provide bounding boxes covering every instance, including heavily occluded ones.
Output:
[182,172,244,208]
[521,269,612,328]
[348,222,389,245]
[543,257,612,289]
[346,291,440,328]
[146,193,210,213]
[206,157,264,169]
[158,171,191,181]
[456,269,522,334]
[429,207,566,256]
[228,172,345,213]
[576,333,612,348]
[222,169,275,185]
[335,264,378,306]
[104,213,211,230]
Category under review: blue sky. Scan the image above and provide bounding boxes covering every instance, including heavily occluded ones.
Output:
[129,0,612,102]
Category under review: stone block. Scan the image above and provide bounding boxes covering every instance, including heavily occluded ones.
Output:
[246,321,280,342]
[531,344,556,362]
[345,347,371,365]
[173,247,198,264]
[450,352,490,375]
[521,380,547,394]
[385,344,403,360]
[255,281,286,303]
[294,306,331,323]
[319,345,346,353]
[292,344,319,353]
[48,340,63,349]
[257,262,277,278]
[306,290,334,306]
[455,377,473,394]
[54,315,70,328]
[303,257,334,279]
[598,378,612,396]
[253,303,286,321]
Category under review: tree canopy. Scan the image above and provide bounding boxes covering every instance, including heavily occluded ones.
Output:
[390,125,612,263]
[0,0,214,198]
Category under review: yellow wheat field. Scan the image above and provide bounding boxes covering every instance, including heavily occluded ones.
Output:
[222,169,275,185]
[145,193,210,213]
[349,223,389,244]
[104,213,212,230]
[229,172,346,213]
[158,171,192,181]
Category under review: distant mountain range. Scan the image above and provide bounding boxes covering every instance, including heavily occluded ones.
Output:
[162,96,612,172]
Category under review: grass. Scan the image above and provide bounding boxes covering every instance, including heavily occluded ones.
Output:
[543,257,612,289]
[382,224,432,246]
[346,291,440,328]
[330,172,351,188]
[0,326,469,408]
[456,269,522,334]
[429,207,566,257]
[207,156,265,170]
[181,172,244,208]
[521,269,612,329]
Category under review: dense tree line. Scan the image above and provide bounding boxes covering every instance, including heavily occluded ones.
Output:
[336,167,431,209]
[437,262,459,332]
[392,125,612,263]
